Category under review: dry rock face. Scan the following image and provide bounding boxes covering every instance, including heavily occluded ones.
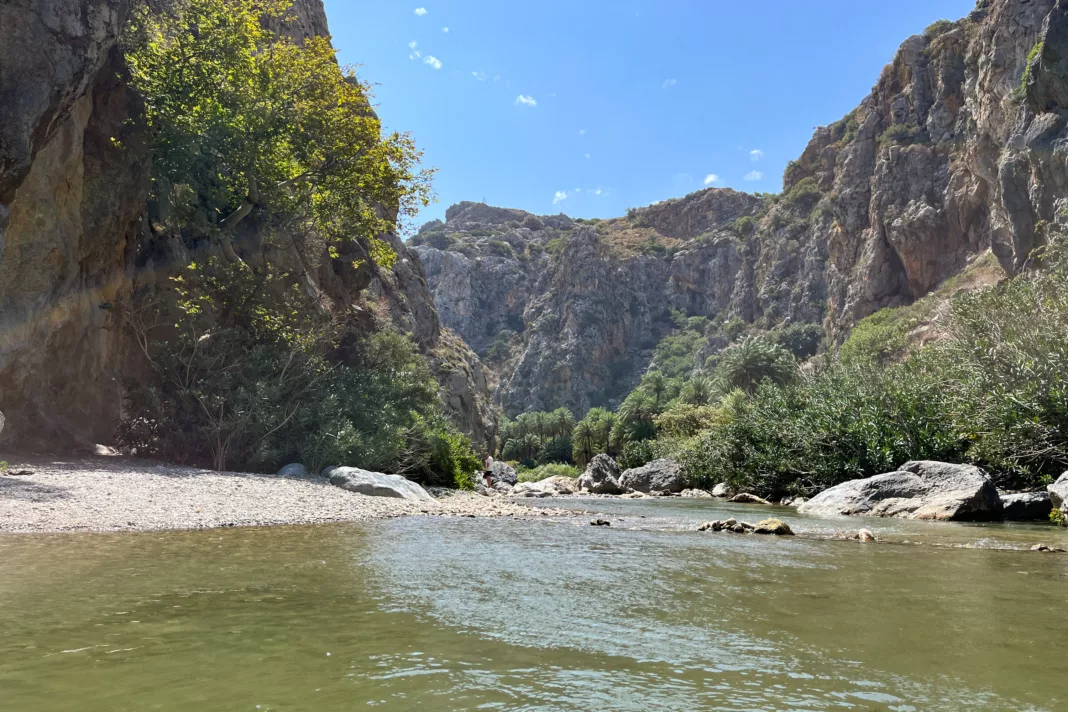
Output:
[798,461,1003,521]
[0,0,498,452]
[414,0,1068,415]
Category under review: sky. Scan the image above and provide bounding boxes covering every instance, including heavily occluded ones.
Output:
[323,0,976,229]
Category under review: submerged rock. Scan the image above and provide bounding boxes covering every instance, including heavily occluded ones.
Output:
[856,529,876,542]
[328,467,435,502]
[590,519,611,527]
[798,461,1002,521]
[1000,491,1053,521]
[1031,544,1067,553]
[753,518,795,536]
[618,459,684,495]
[730,493,772,505]
[578,454,623,495]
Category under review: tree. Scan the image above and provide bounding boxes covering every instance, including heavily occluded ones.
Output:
[615,390,658,443]
[572,421,596,467]
[715,337,798,394]
[550,408,576,438]
[641,371,669,407]
[680,376,717,406]
[126,0,433,266]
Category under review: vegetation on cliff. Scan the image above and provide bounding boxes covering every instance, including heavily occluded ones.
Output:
[117,0,477,485]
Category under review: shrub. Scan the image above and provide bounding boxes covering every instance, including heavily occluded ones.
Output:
[714,337,798,394]
[773,323,824,360]
[617,439,660,470]
[425,232,456,250]
[486,240,515,258]
[924,19,956,37]
[784,177,823,213]
[518,463,580,482]
[879,123,926,147]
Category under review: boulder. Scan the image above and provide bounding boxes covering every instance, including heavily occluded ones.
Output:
[1000,491,1053,521]
[511,476,577,497]
[781,496,808,508]
[798,461,1003,521]
[618,459,685,495]
[730,493,772,505]
[857,529,876,542]
[1047,472,1068,509]
[328,467,435,502]
[681,489,713,498]
[712,482,733,498]
[277,463,310,478]
[578,454,623,494]
[753,518,794,536]
[489,461,518,486]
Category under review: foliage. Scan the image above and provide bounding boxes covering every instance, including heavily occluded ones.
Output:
[654,403,724,440]
[652,318,709,379]
[879,123,926,147]
[517,463,580,482]
[617,440,660,470]
[714,337,798,394]
[487,240,515,258]
[1014,41,1044,104]
[924,19,957,37]
[499,408,575,465]
[773,323,823,360]
[126,0,432,265]
[783,177,823,214]
[424,232,455,250]
[839,303,924,365]
[730,215,756,236]
[572,408,618,467]
[0,461,7,473]
[120,259,477,487]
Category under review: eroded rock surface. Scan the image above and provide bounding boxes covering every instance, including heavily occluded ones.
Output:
[578,454,623,495]
[618,459,685,495]
[327,467,435,502]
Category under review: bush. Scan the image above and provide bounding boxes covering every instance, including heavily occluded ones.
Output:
[518,463,580,482]
[121,260,479,488]
[924,19,956,37]
[617,439,660,470]
[784,177,823,213]
[425,232,455,250]
[486,240,515,258]
[773,323,823,360]
[879,123,926,147]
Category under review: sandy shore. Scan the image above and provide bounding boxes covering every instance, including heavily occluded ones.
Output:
[0,456,562,534]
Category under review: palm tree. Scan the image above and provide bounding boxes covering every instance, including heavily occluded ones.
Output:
[617,390,657,442]
[572,421,595,467]
[715,336,797,394]
[680,376,716,406]
[550,408,575,438]
[641,370,669,407]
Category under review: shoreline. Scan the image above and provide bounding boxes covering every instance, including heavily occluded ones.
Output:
[0,455,566,535]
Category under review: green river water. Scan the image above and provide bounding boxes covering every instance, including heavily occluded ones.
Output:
[1,498,1067,711]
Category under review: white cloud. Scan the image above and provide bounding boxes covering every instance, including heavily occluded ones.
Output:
[662,78,678,89]
[414,7,428,16]
[553,191,568,204]
[442,26,449,33]
[579,128,587,135]
[750,149,764,161]
[409,40,418,49]
[593,187,603,196]
[472,71,487,81]
[703,174,719,186]
[408,41,421,60]
[424,55,442,70]
[515,94,537,107]
[745,170,764,181]
[584,153,591,160]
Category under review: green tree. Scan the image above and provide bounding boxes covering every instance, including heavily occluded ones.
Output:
[126,0,433,265]
[715,337,798,394]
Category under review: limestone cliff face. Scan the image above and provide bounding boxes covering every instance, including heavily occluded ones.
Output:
[0,0,498,451]
[415,0,1068,416]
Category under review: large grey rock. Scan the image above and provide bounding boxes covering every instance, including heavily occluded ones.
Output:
[798,461,1003,521]
[1001,491,1053,521]
[328,467,434,502]
[618,459,685,494]
[712,482,734,498]
[578,454,622,495]
[489,461,518,486]
[1048,473,1068,509]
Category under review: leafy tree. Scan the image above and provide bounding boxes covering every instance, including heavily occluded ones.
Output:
[715,336,798,394]
[773,323,824,360]
[679,376,718,406]
[572,420,596,468]
[126,0,433,265]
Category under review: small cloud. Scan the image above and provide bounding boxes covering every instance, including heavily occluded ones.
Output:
[553,190,568,204]
[442,26,449,32]
[424,55,442,70]
[593,187,603,196]
[414,7,428,16]
[745,170,764,181]
[472,71,487,81]
[579,128,587,135]
[515,94,537,107]
[750,149,764,161]
[584,153,591,160]
[703,173,719,186]
[662,78,678,89]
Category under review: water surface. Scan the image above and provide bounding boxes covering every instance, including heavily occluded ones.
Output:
[1,498,1066,710]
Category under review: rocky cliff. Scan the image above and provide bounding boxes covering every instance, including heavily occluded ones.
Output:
[0,0,497,451]
[415,0,1068,417]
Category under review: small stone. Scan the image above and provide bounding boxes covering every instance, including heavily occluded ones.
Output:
[590,519,611,527]
[858,528,876,542]
[753,518,795,536]
[730,493,773,505]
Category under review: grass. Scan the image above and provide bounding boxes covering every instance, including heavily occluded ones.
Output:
[517,463,580,482]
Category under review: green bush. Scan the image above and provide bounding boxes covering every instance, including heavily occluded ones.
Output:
[924,19,956,37]
[486,240,515,258]
[879,123,926,147]
[773,323,823,360]
[518,463,580,482]
[425,232,456,250]
[784,177,823,213]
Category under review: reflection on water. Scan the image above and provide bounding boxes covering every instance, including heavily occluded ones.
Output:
[0,499,1066,711]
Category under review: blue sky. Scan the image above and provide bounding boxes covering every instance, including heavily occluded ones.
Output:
[323,0,976,227]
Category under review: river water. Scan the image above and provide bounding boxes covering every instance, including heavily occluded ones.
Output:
[1,498,1066,711]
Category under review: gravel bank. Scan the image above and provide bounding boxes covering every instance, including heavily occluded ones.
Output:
[0,456,565,534]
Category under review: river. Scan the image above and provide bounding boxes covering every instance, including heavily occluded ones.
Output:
[1,498,1066,710]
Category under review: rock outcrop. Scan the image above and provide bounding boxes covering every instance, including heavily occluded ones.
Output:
[511,476,578,497]
[618,459,685,495]
[1048,472,1068,509]
[327,466,435,502]
[577,454,623,495]
[413,0,1068,417]
[798,461,1003,521]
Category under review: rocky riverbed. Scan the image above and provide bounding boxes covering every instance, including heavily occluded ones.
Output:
[0,456,567,534]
